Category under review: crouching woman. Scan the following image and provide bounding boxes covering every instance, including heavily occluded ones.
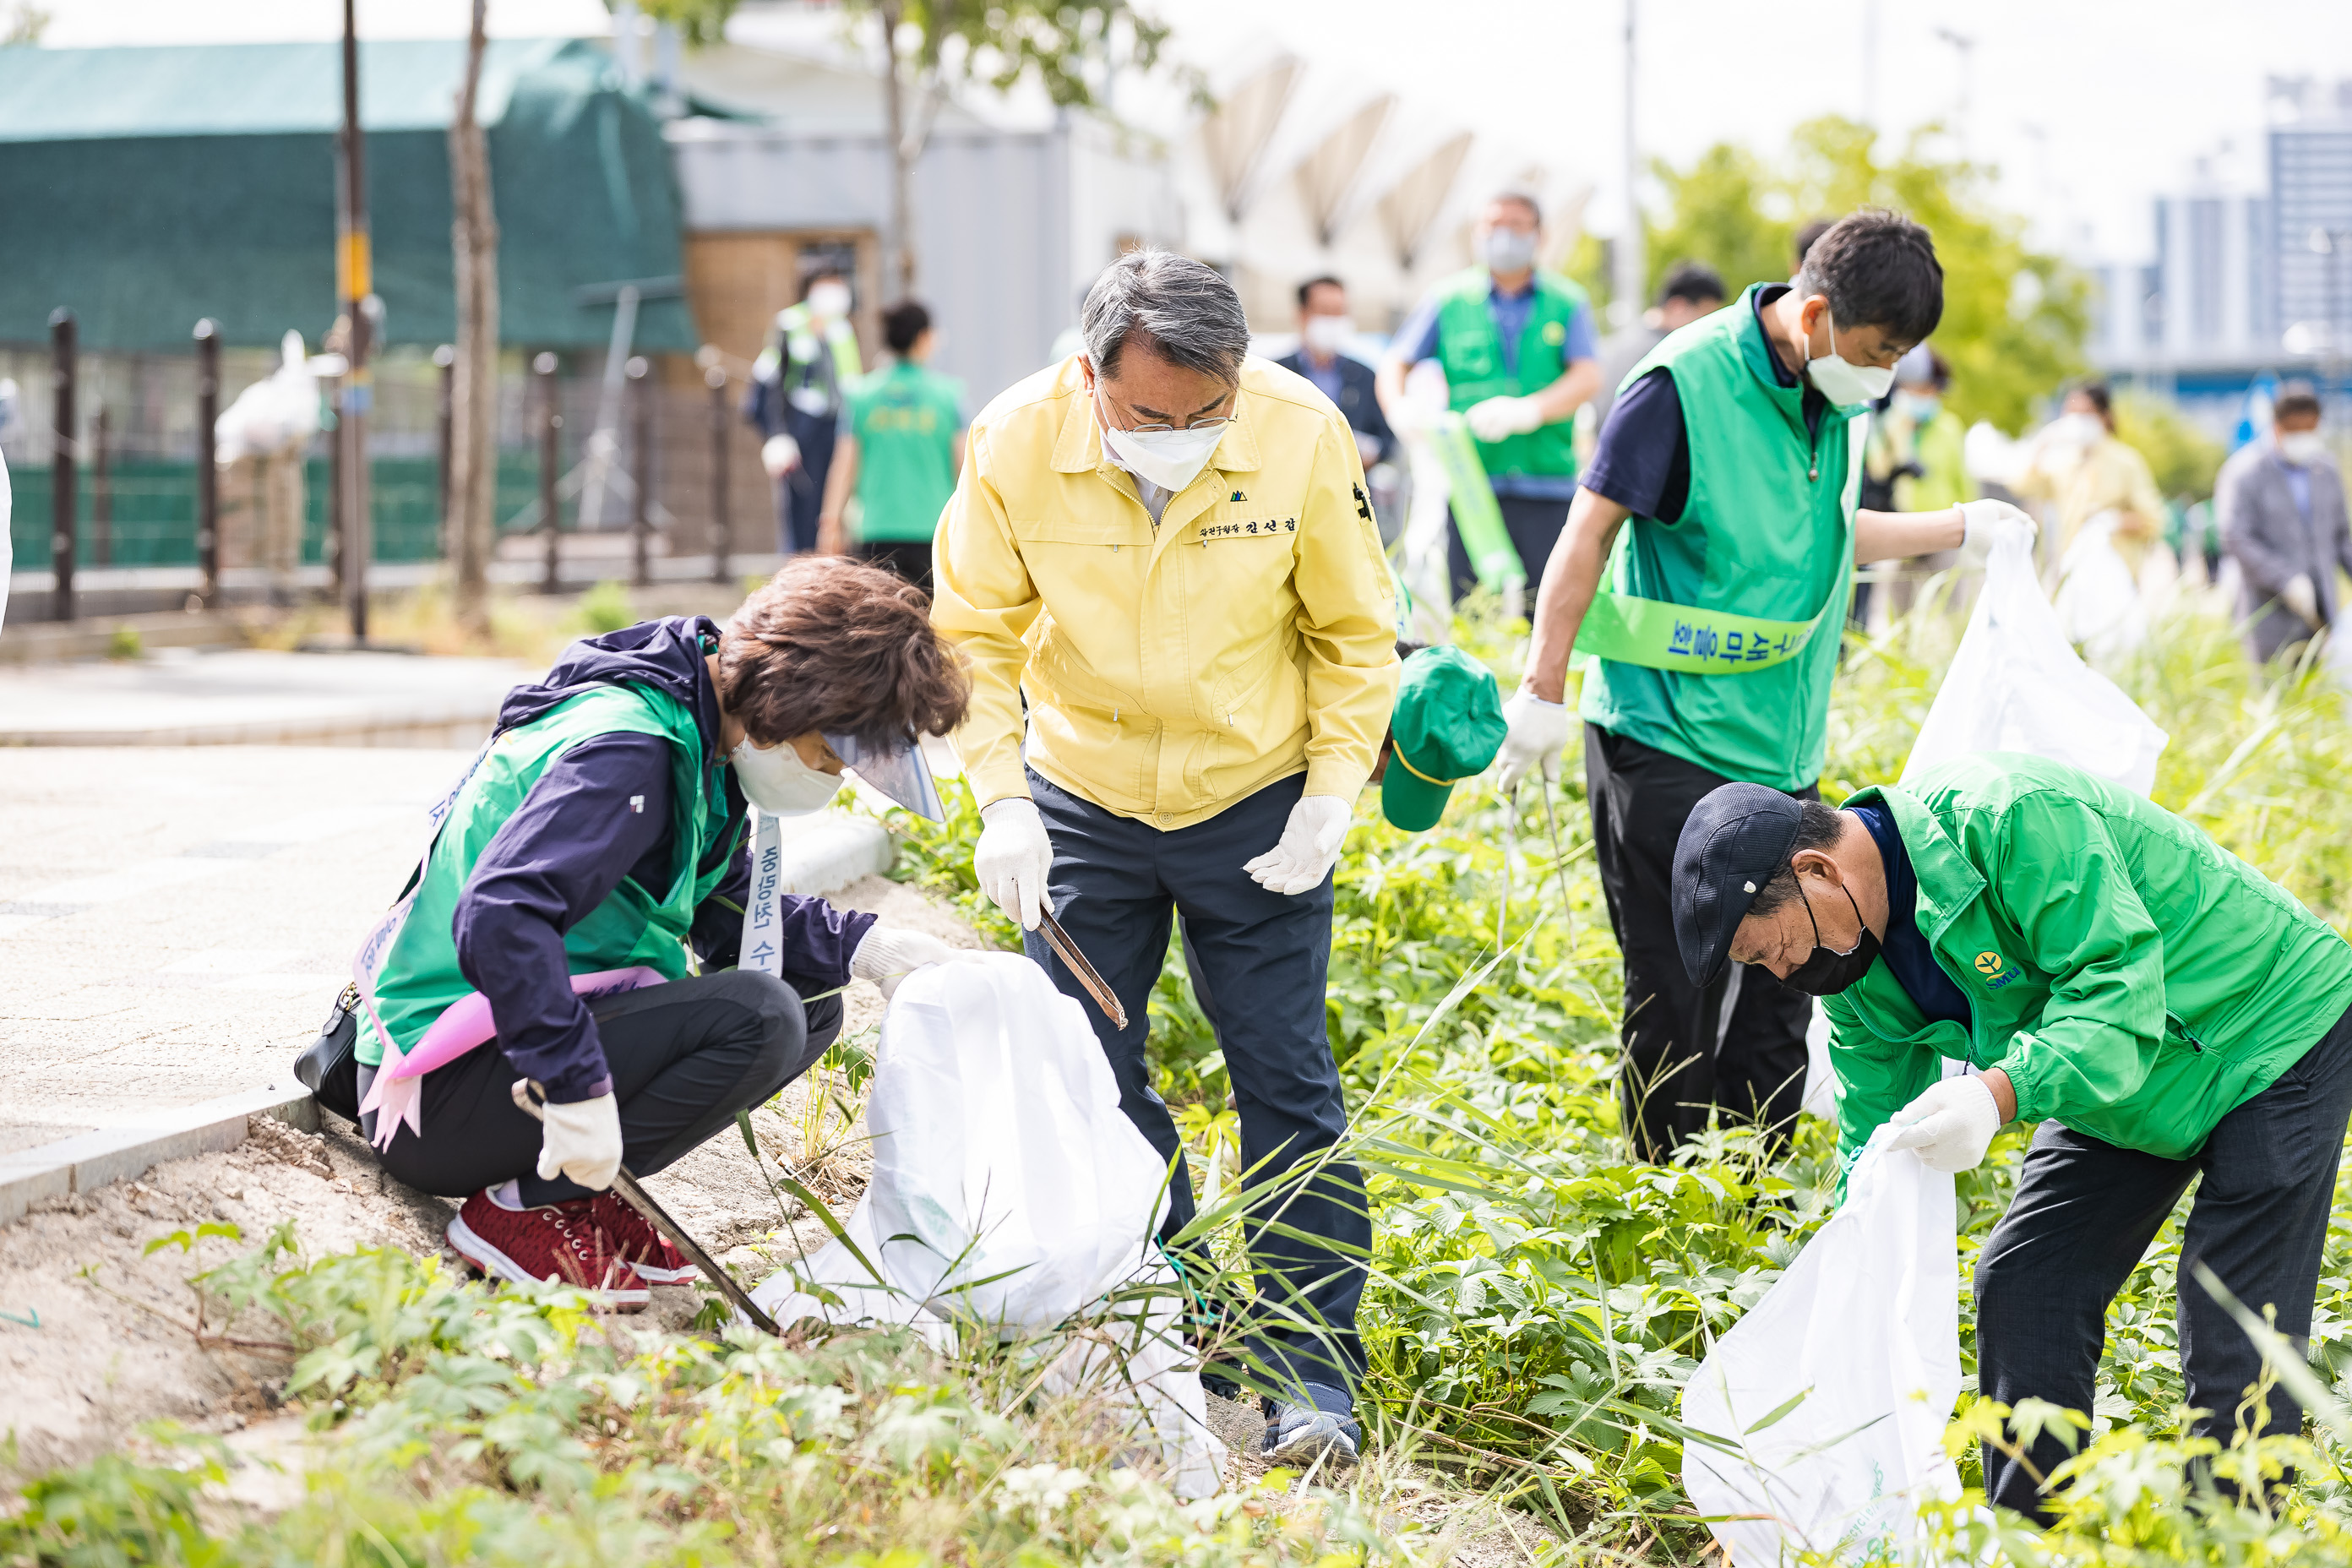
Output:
[355,557,971,1306]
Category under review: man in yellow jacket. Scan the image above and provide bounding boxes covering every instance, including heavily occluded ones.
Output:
[931,249,1399,1466]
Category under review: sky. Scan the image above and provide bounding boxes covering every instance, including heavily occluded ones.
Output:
[28,0,2352,265]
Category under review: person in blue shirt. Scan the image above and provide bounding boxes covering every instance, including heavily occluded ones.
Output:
[1377,189,1602,600]
[1275,275,1394,466]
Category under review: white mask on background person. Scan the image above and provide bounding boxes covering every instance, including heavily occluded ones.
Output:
[731,737,842,816]
[1100,419,1227,494]
[807,281,852,321]
[2279,431,2327,466]
[1894,390,1941,423]
[1798,305,1897,408]
[1482,226,1539,275]
[2049,411,2105,449]
[1302,314,1355,357]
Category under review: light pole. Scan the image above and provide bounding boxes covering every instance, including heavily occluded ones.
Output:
[1614,0,1642,327]
[337,0,373,643]
[1934,27,1976,157]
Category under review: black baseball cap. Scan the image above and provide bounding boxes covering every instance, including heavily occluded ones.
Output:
[1672,782,1805,987]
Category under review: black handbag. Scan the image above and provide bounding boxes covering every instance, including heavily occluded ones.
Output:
[294,983,362,1122]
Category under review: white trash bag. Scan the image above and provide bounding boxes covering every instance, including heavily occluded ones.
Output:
[1903,522,2168,796]
[1682,1131,1963,1564]
[751,953,1222,1496]
[2050,510,2148,668]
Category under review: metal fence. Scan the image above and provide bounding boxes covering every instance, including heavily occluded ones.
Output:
[2,328,775,617]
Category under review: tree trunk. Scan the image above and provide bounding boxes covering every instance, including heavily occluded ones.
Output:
[448,0,501,640]
[879,0,916,296]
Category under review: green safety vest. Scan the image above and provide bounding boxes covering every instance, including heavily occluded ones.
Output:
[1431,267,1586,480]
[357,683,738,1066]
[1579,284,1863,791]
[846,360,965,542]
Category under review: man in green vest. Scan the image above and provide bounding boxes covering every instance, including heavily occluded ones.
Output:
[1495,209,2036,1162]
[817,299,966,591]
[1672,756,2352,1522]
[354,559,974,1308]
[1377,188,1601,600]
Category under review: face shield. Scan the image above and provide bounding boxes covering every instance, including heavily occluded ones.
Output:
[825,729,945,820]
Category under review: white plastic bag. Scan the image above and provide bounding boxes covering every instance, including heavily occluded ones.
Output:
[751,954,1222,1494]
[2050,511,2148,667]
[1682,1132,1963,1564]
[1902,524,2168,795]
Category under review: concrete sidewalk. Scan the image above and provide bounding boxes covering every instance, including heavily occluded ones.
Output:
[0,745,901,1157]
[0,648,534,746]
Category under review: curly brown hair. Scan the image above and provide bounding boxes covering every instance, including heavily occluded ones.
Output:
[715,556,969,748]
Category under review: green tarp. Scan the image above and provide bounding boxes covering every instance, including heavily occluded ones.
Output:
[0,39,699,353]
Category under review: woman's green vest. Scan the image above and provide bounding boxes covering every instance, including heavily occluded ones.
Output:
[1432,267,1587,479]
[1578,285,1863,792]
[357,683,737,1066]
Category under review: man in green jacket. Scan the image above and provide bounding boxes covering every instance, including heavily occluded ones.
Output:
[1671,754,2352,1522]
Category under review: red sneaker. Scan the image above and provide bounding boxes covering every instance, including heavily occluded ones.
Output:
[446,1190,651,1311]
[588,1190,695,1284]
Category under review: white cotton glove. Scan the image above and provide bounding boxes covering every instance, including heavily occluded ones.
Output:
[1243,795,1353,896]
[1883,1074,2001,1173]
[1464,394,1547,443]
[760,433,803,478]
[1494,688,1571,792]
[975,796,1056,930]
[533,1092,623,1191]
[2283,573,2322,628]
[1957,498,2038,566]
[850,925,971,1000]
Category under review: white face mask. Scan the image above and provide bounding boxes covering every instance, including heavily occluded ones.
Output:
[1483,226,1538,275]
[1302,313,1354,357]
[807,281,852,321]
[2050,411,2105,449]
[1798,305,1896,408]
[2279,431,2326,466]
[731,737,842,817]
[1092,381,1230,493]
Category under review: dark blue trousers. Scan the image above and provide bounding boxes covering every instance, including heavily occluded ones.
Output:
[1023,767,1369,1403]
[1974,999,2352,1522]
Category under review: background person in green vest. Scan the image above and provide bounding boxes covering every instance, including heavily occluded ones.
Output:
[356,560,974,1309]
[1377,188,1601,601]
[1494,209,2037,1162]
[746,268,864,556]
[1672,756,2352,1523]
[817,299,967,591]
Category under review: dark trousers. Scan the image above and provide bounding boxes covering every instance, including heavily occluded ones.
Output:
[1446,493,1573,602]
[369,970,842,1206]
[777,409,838,555]
[1975,1000,2352,1522]
[860,538,934,593]
[1023,767,1369,1402]
[1585,723,1815,1162]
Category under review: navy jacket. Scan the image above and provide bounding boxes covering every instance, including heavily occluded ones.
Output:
[1274,349,1396,461]
[451,617,876,1100]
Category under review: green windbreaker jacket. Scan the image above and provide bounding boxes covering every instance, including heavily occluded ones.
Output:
[1826,754,2352,1176]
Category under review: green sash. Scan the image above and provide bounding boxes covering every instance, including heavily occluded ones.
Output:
[1429,411,1525,591]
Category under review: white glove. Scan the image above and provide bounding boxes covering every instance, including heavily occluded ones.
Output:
[1242,794,1353,896]
[1957,498,2038,566]
[1464,394,1547,443]
[1883,1074,2001,1173]
[532,1091,623,1191]
[1494,688,1571,791]
[760,433,802,478]
[850,925,971,1000]
[2283,573,2321,629]
[975,797,1055,930]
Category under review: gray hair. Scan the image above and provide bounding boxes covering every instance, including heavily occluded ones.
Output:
[1081,249,1250,384]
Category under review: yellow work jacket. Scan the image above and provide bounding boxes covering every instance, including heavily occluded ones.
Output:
[931,354,1399,830]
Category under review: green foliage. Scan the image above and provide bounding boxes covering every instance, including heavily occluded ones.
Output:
[2116,390,2229,500]
[1643,115,2091,433]
[611,0,741,50]
[842,0,1191,115]
[106,623,143,661]
[570,578,636,636]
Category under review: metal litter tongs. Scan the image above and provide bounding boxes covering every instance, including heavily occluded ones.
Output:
[511,1078,781,1335]
[1038,907,1128,1030]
